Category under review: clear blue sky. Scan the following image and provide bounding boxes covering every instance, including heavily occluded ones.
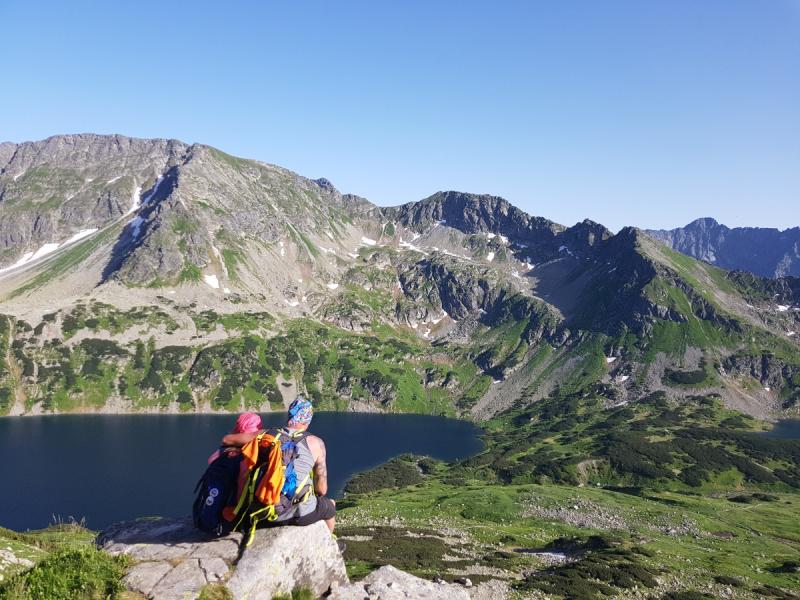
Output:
[1,1,798,231]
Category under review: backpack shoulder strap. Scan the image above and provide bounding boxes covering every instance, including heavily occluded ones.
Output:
[285,428,308,441]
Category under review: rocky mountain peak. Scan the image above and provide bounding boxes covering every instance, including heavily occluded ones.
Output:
[313,177,338,193]
[559,219,613,249]
[684,217,723,231]
[387,190,562,243]
[646,218,800,278]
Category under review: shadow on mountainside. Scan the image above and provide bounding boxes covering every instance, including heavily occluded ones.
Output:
[100,168,177,283]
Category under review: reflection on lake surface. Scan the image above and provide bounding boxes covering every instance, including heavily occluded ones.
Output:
[0,413,482,531]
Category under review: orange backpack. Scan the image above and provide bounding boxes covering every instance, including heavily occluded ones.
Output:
[226,429,313,545]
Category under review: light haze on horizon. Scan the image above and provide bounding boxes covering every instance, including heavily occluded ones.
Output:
[1,0,798,232]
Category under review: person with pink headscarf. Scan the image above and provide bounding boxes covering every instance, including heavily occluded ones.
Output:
[207,412,262,464]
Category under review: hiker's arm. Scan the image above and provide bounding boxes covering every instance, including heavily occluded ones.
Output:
[221,430,258,447]
[313,438,328,496]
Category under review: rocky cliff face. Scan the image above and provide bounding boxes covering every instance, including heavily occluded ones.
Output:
[646,217,800,278]
[0,135,189,258]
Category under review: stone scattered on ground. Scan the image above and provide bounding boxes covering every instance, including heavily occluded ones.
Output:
[97,517,346,600]
[466,579,511,600]
[651,515,702,537]
[0,547,35,582]
[329,564,471,600]
[520,495,630,530]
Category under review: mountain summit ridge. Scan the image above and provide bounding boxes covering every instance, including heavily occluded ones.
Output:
[647,218,800,278]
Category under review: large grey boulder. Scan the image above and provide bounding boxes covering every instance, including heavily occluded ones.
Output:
[226,520,347,599]
[97,516,347,600]
[328,565,471,600]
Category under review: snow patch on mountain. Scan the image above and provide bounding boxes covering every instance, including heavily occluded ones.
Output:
[129,216,144,239]
[430,311,448,325]
[63,228,98,245]
[0,228,101,277]
[0,252,35,275]
[31,243,61,260]
[399,238,428,255]
[127,186,142,215]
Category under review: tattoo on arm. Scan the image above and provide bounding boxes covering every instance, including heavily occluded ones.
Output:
[314,438,328,494]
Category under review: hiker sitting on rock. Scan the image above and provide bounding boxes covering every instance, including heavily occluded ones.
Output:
[222,396,337,533]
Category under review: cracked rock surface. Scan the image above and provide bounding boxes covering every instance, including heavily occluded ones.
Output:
[97,516,347,600]
[328,565,471,600]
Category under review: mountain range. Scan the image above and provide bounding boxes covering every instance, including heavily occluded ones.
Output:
[647,218,800,278]
[0,134,798,421]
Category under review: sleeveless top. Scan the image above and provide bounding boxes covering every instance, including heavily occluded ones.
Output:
[275,428,318,521]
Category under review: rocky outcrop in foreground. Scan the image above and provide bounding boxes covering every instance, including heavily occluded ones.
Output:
[98,517,345,600]
[97,517,473,600]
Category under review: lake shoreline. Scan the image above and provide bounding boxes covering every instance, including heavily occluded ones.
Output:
[2,403,472,420]
[758,418,800,439]
[0,412,483,531]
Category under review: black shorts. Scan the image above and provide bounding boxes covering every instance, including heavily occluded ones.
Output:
[288,496,336,526]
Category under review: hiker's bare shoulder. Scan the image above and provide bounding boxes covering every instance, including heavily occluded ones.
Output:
[305,434,326,454]
[305,433,324,446]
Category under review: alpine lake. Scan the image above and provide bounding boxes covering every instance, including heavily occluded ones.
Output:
[761,418,800,440]
[0,413,483,531]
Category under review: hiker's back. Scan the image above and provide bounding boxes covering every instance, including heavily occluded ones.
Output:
[275,428,318,521]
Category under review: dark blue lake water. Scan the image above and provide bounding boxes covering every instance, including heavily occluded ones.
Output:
[0,413,482,531]
[761,419,800,440]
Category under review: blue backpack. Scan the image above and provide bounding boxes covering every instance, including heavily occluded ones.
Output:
[192,450,242,536]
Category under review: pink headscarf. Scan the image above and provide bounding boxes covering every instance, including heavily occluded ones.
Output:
[207,413,263,464]
[233,412,262,434]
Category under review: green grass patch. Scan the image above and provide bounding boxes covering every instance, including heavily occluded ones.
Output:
[0,547,129,600]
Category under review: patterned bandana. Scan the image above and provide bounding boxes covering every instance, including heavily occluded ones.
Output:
[287,396,314,427]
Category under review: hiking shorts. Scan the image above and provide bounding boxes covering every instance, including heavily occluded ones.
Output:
[291,496,336,526]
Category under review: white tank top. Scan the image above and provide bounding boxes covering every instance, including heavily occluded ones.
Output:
[275,429,318,521]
